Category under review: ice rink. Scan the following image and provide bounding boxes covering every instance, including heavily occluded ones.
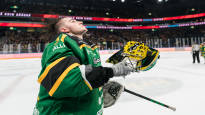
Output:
[0,51,205,115]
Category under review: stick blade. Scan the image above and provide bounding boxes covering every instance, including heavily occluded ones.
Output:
[168,106,176,111]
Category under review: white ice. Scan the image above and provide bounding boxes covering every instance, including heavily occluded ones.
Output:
[0,51,205,115]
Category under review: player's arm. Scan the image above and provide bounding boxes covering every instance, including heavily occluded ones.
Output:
[38,55,131,98]
[38,55,87,98]
[79,60,133,88]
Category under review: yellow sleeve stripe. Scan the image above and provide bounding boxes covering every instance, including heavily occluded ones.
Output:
[80,44,86,49]
[92,46,98,50]
[80,44,92,49]
[84,80,93,90]
[48,63,80,96]
[54,37,60,45]
[38,57,66,83]
[56,37,59,42]
[61,34,67,43]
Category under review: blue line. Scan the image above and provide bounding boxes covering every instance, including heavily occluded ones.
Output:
[168,25,179,27]
[86,26,97,28]
[143,19,153,21]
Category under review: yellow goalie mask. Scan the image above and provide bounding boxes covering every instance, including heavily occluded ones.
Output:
[123,41,149,61]
[106,41,160,71]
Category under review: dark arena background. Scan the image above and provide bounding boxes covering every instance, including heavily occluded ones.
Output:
[0,0,205,115]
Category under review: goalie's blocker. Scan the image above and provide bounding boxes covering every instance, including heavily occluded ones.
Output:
[106,41,160,71]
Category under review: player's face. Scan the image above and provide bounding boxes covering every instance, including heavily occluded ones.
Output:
[62,17,87,35]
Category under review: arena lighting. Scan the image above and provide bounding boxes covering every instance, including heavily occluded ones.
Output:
[10,5,19,9]
[191,8,195,12]
[68,10,72,13]
[121,0,125,3]
[1,21,205,29]
[0,22,45,27]
[158,0,163,2]
[9,27,16,30]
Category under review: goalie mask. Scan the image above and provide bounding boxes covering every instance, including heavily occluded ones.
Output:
[123,41,149,61]
[106,41,159,71]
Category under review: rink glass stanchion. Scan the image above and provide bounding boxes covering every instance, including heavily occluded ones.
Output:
[124,88,176,111]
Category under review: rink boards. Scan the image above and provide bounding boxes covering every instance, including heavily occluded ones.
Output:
[0,47,192,60]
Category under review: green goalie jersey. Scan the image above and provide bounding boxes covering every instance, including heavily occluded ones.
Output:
[33,33,103,115]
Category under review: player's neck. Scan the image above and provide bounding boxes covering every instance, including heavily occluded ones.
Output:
[67,33,83,39]
[74,34,83,39]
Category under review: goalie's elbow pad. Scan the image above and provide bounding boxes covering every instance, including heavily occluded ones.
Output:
[79,65,114,89]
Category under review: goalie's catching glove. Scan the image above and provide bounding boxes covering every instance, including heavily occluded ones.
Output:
[103,81,124,108]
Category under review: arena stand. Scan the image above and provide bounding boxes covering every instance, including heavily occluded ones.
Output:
[0,27,204,59]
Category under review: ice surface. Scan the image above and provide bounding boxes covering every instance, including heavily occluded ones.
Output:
[0,51,205,115]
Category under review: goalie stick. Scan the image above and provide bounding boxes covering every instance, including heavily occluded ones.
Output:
[124,88,176,111]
